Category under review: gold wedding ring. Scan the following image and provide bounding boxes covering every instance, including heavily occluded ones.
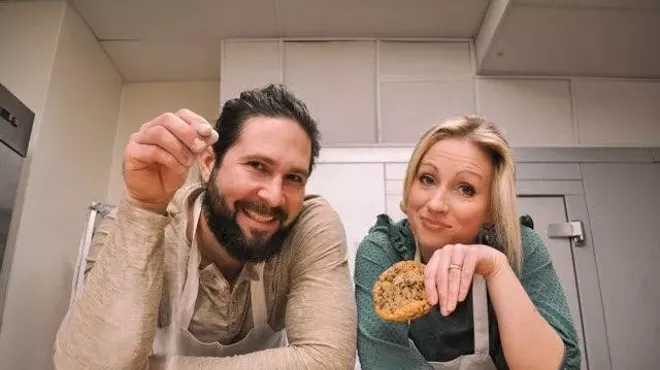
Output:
[449,263,463,271]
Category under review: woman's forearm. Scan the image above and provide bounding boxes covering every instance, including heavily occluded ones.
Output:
[486,265,564,370]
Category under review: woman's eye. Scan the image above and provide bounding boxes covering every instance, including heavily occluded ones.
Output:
[419,174,435,186]
[458,184,475,197]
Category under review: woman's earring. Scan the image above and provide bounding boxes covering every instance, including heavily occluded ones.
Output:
[477,223,498,248]
[520,214,534,230]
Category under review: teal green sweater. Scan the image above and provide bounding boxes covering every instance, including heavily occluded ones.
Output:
[355,215,581,370]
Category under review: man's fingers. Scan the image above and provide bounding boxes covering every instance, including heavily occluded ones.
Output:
[141,112,208,153]
[176,109,219,144]
[134,127,194,167]
[128,141,187,174]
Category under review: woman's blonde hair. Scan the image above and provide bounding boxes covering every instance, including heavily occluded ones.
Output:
[400,115,522,274]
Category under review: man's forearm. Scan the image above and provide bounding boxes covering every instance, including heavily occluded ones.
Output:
[54,199,169,370]
[156,345,354,370]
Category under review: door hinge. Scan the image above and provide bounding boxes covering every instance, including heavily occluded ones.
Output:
[547,221,585,246]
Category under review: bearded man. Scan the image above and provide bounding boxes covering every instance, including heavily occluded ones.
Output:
[54,84,357,370]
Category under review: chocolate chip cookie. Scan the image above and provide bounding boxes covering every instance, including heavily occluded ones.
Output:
[372,260,432,322]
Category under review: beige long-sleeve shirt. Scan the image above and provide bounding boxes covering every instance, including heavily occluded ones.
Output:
[53,185,357,369]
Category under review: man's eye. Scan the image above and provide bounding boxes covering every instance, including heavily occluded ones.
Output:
[287,174,305,184]
[247,161,266,171]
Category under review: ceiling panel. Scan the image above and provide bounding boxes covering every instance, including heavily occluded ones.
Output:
[101,40,221,82]
[551,0,660,10]
[143,0,280,39]
[71,0,489,40]
[479,4,660,77]
[71,0,280,40]
[277,0,489,38]
[67,0,491,81]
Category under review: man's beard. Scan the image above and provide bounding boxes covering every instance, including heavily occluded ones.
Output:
[201,173,292,263]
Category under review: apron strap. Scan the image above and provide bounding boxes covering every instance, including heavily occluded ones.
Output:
[250,262,268,327]
[176,195,204,327]
[471,275,490,354]
[410,246,421,326]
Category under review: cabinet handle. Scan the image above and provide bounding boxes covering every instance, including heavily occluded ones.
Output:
[0,105,19,127]
[547,221,585,246]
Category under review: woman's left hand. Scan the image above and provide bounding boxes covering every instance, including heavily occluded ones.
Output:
[424,244,508,316]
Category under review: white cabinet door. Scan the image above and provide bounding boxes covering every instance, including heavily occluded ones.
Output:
[582,163,660,370]
[517,196,587,370]
[306,163,386,278]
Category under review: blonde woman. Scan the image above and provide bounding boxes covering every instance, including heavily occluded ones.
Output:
[355,116,580,369]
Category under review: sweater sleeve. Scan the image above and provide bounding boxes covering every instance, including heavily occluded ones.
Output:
[519,226,582,369]
[354,226,430,370]
[53,199,170,370]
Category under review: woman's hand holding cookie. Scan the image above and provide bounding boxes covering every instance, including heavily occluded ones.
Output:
[424,244,508,317]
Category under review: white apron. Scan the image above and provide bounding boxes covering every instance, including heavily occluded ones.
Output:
[152,195,287,357]
[415,248,497,370]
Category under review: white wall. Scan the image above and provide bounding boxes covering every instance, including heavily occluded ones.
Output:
[0,1,63,130]
[0,0,66,347]
[106,81,220,204]
[221,39,660,147]
[0,3,123,369]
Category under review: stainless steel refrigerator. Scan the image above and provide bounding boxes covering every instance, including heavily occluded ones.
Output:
[0,83,34,325]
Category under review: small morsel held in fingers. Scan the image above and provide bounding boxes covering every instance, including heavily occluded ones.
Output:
[372,260,432,322]
[194,121,219,148]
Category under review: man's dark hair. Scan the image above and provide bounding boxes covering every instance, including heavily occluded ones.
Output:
[212,84,321,173]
